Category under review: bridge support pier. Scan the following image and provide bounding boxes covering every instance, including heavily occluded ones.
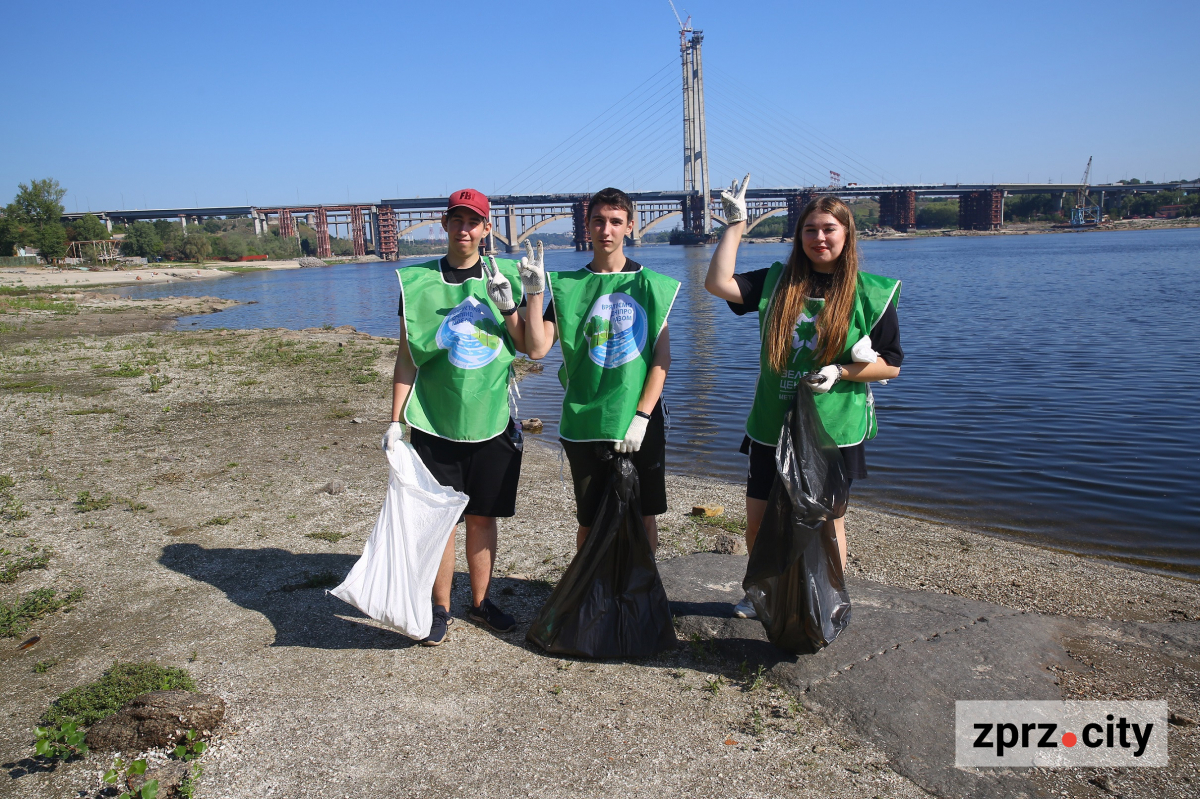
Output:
[628,201,641,246]
[180,215,188,236]
[572,200,592,251]
[783,192,813,240]
[879,190,916,232]
[350,206,366,257]
[315,208,331,258]
[958,191,1003,230]
[505,207,519,254]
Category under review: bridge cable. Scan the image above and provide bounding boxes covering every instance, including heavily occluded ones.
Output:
[705,84,845,185]
[505,71,678,195]
[508,72,679,194]
[706,69,893,184]
[514,77,681,194]
[498,59,677,193]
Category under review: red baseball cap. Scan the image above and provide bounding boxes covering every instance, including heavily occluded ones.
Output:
[446,188,489,219]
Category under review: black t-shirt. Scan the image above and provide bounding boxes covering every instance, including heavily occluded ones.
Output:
[726,268,903,367]
[518,256,645,325]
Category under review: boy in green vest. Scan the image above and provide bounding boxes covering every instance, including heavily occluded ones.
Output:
[523,188,680,552]
[383,189,538,646]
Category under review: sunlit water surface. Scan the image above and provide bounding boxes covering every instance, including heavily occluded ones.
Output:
[117,229,1200,576]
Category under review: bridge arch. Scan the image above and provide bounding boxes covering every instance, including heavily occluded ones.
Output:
[638,210,682,236]
[511,213,572,247]
[746,207,786,234]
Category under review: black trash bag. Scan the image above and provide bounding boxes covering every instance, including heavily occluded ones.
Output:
[744,381,852,654]
[527,447,675,659]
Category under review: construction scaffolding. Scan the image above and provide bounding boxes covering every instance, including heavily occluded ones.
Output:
[879,190,916,232]
[958,191,1004,231]
[376,206,399,260]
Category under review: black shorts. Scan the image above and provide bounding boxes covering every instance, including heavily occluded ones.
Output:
[742,436,862,501]
[560,402,668,526]
[410,419,523,521]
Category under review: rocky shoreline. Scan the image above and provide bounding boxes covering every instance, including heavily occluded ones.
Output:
[0,294,1195,798]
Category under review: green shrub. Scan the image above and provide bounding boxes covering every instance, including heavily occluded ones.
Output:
[43,662,196,727]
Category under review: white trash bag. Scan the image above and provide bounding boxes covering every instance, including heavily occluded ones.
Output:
[330,441,467,640]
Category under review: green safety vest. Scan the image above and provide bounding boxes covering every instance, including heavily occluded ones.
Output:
[745,263,900,447]
[549,265,681,442]
[398,257,523,442]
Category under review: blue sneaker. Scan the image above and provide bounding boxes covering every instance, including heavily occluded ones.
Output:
[469,598,516,633]
[421,605,451,646]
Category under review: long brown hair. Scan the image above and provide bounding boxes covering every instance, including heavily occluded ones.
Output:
[765,196,860,373]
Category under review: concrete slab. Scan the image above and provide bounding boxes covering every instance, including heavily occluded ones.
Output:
[660,553,1076,799]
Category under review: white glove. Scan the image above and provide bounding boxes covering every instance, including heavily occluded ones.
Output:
[381,421,405,452]
[614,413,649,453]
[720,173,750,225]
[518,239,545,296]
[483,256,516,314]
[803,364,842,394]
[851,335,878,363]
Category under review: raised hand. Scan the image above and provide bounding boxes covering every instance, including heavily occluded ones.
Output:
[720,173,750,225]
[483,256,517,315]
[518,239,545,295]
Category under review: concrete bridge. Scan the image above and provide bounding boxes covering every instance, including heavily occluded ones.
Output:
[61,180,1199,259]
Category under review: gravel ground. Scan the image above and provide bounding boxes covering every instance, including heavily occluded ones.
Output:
[0,295,1195,798]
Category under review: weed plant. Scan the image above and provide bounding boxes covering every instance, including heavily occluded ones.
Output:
[43,662,196,727]
[0,587,83,637]
[0,545,51,583]
[74,491,112,512]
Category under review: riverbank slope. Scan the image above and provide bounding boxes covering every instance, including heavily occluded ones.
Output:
[0,295,1195,798]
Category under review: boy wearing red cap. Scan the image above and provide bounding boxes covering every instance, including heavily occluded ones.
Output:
[383,189,540,646]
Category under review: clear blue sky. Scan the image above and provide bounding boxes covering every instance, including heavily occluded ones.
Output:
[2,0,1196,211]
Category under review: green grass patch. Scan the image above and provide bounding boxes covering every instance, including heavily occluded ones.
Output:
[306,530,348,543]
[65,407,115,416]
[0,295,77,314]
[108,364,145,378]
[1,380,53,393]
[42,661,196,727]
[0,546,51,583]
[326,407,354,419]
[350,371,378,384]
[0,476,14,490]
[0,588,83,638]
[202,516,232,526]
[73,491,112,513]
[692,514,748,535]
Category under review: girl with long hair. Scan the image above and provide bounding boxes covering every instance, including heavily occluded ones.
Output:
[705,178,903,619]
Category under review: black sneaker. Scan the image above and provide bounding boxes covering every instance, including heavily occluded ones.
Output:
[421,605,451,647]
[468,598,516,633]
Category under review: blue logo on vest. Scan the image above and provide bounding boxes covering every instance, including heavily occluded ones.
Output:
[584,292,647,368]
[436,297,503,370]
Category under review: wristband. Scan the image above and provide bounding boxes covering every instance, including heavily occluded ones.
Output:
[635,410,651,420]
[499,306,518,317]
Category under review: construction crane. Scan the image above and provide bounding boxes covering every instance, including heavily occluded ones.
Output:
[1071,156,1102,226]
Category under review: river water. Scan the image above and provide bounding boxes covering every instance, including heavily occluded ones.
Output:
[116,229,1200,577]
